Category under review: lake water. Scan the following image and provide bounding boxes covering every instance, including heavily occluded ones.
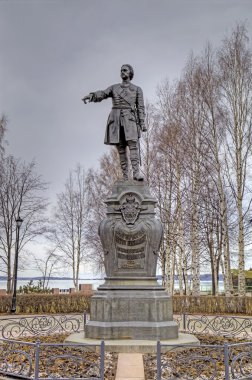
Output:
[0,279,103,291]
[0,278,224,292]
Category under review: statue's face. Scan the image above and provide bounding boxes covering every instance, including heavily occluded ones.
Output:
[121,65,131,80]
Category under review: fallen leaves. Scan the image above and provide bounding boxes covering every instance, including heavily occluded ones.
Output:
[0,333,117,380]
[144,334,252,380]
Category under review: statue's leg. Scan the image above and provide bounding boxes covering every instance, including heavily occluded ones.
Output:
[116,142,128,180]
[128,140,143,181]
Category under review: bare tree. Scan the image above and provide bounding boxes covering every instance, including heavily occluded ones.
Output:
[0,115,7,158]
[32,248,61,290]
[141,101,158,186]
[194,43,235,295]
[52,165,89,290]
[0,156,48,293]
[85,148,121,273]
[218,24,252,295]
[152,80,190,294]
[0,115,7,195]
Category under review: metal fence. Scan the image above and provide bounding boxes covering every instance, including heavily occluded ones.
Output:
[174,314,252,339]
[0,313,105,380]
[1,313,252,380]
[157,341,252,380]
[0,313,85,339]
[0,338,105,380]
[1,313,250,340]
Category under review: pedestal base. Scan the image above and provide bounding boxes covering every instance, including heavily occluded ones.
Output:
[85,277,178,340]
[65,332,200,353]
[85,320,178,340]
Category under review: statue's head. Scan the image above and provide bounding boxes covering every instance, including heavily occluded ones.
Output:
[121,64,134,80]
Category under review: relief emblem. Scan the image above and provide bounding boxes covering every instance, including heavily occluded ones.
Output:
[119,193,141,225]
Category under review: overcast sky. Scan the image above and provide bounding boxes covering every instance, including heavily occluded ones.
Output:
[1,0,252,277]
[1,0,252,202]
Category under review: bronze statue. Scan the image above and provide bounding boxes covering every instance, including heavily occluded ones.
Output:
[82,64,146,181]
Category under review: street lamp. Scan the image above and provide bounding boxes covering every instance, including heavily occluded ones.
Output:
[10,215,23,313]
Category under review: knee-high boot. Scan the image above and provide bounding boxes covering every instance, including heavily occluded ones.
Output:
[116,145,128,180]
[128,140,143,181]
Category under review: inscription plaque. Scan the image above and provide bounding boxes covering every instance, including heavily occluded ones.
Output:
[115,224,146,270]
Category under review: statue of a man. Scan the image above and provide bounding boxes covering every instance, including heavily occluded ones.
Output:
[82,64,146,181]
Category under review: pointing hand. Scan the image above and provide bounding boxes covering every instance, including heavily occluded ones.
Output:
[82,95,92,104]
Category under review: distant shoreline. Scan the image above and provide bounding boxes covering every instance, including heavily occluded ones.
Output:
[0,274,223,281]
[0,276,103,281]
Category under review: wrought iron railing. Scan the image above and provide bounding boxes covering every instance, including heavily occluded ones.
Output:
[173,314,252,339]
[157,341,252,380]
[0,338,105,380]
[229,342,252,380]
[1,313,252,379]
[0,313,85,339]
[2,313,250,340]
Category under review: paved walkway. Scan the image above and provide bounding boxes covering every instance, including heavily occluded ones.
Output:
[115,353,145,380]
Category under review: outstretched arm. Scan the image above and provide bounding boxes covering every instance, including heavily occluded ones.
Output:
[82,86,113,104]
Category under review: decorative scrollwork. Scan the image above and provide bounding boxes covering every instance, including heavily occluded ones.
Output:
[0,341,33,377]
[159,348,221,380]
[44,353,100,378]
[186,315,252,338]
[230,344,252,379]
[0,314,84,339]
[0,339,104,380]
[39,343,102,379]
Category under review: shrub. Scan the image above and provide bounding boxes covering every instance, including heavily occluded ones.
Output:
[1,294,252,315]
[18,280,52,294]
[173,296,252,315]
[0,293,91,314]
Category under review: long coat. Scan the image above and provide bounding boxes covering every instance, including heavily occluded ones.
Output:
[91,83,145,145]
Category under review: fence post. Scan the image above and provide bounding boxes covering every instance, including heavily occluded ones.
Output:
[183,313,186,331]
[34,340,40,380]
[157,341,161,380]
[83,312,88,338]
[100,340,105,380]
[224,343,230,380]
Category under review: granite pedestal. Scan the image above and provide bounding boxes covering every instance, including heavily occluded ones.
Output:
[85,181,178,340]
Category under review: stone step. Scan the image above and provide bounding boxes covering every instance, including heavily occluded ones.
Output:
[115,353,145,380]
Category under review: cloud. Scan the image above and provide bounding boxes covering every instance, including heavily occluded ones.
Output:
[1,0,251,201]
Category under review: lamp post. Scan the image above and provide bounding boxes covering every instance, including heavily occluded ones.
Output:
[10,215,23,313]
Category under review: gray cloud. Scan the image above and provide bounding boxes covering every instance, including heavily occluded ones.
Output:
[1,0,252,200]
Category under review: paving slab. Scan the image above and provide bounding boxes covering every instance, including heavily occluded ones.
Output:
[115,353,144,380]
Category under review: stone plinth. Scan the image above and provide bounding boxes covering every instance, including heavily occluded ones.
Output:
[66,332,199,353]
[85,181,178,340]
[86,286,177,340]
